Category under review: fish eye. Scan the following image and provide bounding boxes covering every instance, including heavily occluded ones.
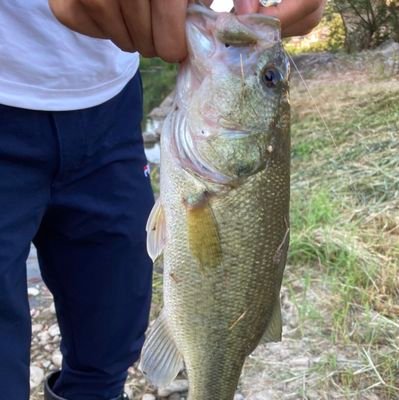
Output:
[261,65,283,89]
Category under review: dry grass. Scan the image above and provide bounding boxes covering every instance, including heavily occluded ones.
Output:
[239,52,399,399]
[143,49,399,400]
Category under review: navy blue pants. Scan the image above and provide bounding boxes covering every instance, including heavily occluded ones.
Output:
[0,73,154,400]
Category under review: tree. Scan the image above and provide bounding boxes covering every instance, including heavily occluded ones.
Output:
[332,0,399,52]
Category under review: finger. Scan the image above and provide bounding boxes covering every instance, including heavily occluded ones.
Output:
[120,0,156,57]
[49,0,108,38]
[152,0,189,63]
[259,0,323,30]
[281,3,325,37]
[188,0,212,5]
[78,0,136,52]
[234,0,259,14]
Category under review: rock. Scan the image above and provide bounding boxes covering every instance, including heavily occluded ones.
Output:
[38,331,50,345]
[124,387,133,399]
[247,389,275,400]
[48,323,60,337]
[52,351,62,368]
[32,323,43,334]
[234,394,245,400]
[44,344,53,352]
[377,39,399,52]
[143,132,158,144]
[168,393,181,400]
[375,41,399,76]
[49,302,56,314]
[28,287,40,296]
[142,395,156,400]
[30,366,44,388]
[157,379,189,397]
[289,356,310,368]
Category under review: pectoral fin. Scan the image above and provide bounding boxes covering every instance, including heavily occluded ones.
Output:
[146,199,166,262]
[184,192,222,270]
[139,311,183,387]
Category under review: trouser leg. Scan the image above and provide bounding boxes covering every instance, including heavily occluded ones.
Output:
[34,74,154,400]
[0,105,56,399]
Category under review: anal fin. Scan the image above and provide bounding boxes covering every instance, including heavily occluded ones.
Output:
[139,311,183,387]
[262,298,282,343]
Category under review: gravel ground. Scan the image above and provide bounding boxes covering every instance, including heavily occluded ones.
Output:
[28,247,185,400]
[28,247,244,400]
[28,246,302,400]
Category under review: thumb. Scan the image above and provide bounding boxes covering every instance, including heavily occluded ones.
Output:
[234,0,259,14]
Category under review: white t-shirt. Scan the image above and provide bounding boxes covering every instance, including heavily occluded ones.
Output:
[0,0,140,111]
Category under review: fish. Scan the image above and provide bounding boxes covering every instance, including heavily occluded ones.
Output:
[140,4,291,400]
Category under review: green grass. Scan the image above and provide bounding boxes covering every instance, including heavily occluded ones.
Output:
[284,58,399,397]
[147,50,399,399]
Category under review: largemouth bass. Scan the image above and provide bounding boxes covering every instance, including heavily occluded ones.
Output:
[140,4,290,400]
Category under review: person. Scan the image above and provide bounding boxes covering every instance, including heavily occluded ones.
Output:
[0,0,326,399]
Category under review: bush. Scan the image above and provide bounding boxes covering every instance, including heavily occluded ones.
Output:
[140,57,178,121]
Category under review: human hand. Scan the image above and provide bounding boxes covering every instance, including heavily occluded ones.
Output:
[234,0,327,37]
[48,0,193,62]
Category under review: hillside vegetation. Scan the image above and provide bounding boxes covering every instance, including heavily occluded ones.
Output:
[146,45,399,399]
[239,48,399,399]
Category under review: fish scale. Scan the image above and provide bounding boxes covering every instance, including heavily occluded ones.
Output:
[140,4,290,400]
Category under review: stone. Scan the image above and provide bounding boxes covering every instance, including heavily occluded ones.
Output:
[30,366,44,389]
[168,394,181,400]
[142,394,156,400]
[32,323,43,334]
[48,323,60,337]
[52,351,62,368]
[248,389,275,400]
[124,387,133,399]
[143,132,158,144]
[289,356,310,368]
[28,287,40,296]
[234,394,245,400]
[38,331,50,345]
[157,379,189,397]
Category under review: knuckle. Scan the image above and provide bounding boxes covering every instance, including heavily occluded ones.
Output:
[159,51,186,63]
[155,44,187,63]
[120,44,137,53]
[139,48,157,58]
[79,0,103,12]
[112,39,136,53]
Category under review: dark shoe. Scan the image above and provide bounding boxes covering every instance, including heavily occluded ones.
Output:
[44,371,129,400]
